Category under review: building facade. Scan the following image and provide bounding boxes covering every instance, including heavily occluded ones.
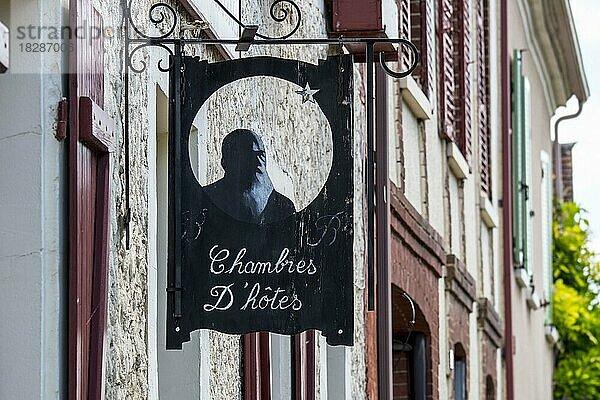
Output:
[0,0,588,400]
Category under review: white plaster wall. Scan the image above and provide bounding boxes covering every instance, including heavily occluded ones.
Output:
[464,175,478,279]
[388,77,399,186]
[480,221,494,299]
[448,176,462,260]
[508,1,558,399]
[489,0,502,307]
[425,116,446,237]
[0,0,67,398]
[402,103,422,213]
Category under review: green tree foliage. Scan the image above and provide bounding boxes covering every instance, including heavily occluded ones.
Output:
[553,203,599,294]
[553,203,600,400]
[554,347,600,400]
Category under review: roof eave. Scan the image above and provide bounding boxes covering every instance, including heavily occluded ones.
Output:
[527,0,589,108]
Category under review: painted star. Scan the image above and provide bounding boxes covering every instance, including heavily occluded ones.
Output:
[295,83,320,104]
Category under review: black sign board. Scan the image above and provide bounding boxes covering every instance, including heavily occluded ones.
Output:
[167,55,354,348]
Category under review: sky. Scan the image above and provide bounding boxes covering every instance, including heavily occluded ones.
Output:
[553,0,600,253]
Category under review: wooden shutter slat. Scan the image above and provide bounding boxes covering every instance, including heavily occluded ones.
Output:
[439,0,456,140]
[477,0,492,197]
[453,0,472,163]
[409,0,433,97]
[400,0,412,71]
[439,0,473,160]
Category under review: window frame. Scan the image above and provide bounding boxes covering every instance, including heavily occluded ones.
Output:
[453,345,467,400]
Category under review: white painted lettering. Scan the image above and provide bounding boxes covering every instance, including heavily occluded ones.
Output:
[203,284,235,311]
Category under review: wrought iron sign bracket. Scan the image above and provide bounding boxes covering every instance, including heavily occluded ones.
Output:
[123,0,420,313]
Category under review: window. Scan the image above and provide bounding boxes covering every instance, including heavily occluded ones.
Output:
[485,375,495,400]
[392,333,428,400]
[244,332,316,400]
[453,345,467,400]
[511,50,533,273]
[399,0,434,97]
[439,0,473,161]
[412,334,428,400]
[392,287,430,400]
[150,86,213,399]
[476,0,492,198]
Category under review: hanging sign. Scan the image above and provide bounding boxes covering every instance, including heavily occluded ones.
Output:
[167,55,354,348]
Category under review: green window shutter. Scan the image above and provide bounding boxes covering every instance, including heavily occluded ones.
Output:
[523,77,532,274]
[512,50,525,268]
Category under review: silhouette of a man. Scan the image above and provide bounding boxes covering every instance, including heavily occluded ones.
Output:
[204,129,296,224]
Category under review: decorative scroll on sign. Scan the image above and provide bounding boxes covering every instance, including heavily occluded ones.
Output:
[167,55,354,348]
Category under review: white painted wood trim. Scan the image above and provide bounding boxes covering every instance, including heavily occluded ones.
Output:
[480,194,499,229]
[399,76,432,120]
[446,142,471,180]
[544,325,560,345]
[526,289,540,310]
[515,267,530,289]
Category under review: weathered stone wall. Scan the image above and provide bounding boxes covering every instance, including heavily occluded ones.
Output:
[100,0,149,397]
[351,65,368,400]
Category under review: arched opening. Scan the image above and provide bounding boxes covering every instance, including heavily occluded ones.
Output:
[453,343,467,400]
[392,285,431,400]
[485,375,495,400]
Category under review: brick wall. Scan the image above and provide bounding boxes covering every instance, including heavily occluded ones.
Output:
[560,142,575,202]
[445,255,476,399]
[389,184,446,399]
[477,298,503,396]
[481,334,497,394]
[392,351,411,400]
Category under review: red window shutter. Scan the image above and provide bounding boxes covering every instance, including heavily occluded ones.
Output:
[244,332,316,400]
[477,0,492,197]
[400,0,412,72]
[69,2,114,400]
[293,331,316,400]
[243,333,271,400]
[410,0,433,97]
[453,0,472,163]
[439,0,456,141]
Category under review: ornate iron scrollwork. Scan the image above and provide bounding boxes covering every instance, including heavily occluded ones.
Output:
[213,0,302,40]
[124,0,420,75]
[127,0,178,40]
[256,0,302,39]
[128,42,174,73]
